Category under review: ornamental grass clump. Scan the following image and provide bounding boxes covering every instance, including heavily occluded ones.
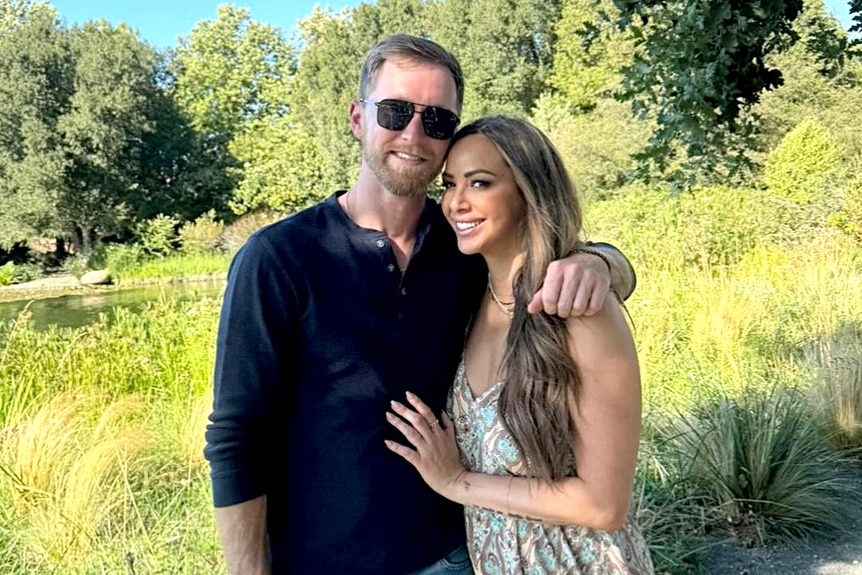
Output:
[805,325,862,456]
[666,388,856,545]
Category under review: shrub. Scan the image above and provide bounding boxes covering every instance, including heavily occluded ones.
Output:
[179,210,225,255]
[662,389,856,545]
[0,261,40,285]
[828,153,862,242]
[221,210,285,253]
[137,214,179,257]
[763,118,844,206]
[0,262,15,286]
[103,244,145,276]
[11,263,42,283]
[61,254,90,278]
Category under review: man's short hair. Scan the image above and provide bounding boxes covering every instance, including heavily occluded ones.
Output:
[359,34,465,112]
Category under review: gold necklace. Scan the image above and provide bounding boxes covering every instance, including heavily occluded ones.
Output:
[488,277,514,317]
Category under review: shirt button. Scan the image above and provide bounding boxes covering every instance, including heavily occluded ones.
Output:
[376,239,386,248]
[386,264,395,272]
[401,288,407,295]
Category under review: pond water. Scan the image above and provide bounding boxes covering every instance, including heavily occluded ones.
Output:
[0,282,225,331]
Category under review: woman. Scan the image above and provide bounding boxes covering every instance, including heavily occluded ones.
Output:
[385,116,654,574]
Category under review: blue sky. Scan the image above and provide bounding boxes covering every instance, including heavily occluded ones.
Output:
[49,1,365,49]
[49,0,857,50]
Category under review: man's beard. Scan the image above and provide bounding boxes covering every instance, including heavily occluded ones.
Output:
[363,144,440,198]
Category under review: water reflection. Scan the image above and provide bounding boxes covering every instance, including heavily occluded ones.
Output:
[0,282,225,331]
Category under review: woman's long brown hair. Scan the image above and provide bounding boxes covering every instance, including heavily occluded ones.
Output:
[449,116,584,481]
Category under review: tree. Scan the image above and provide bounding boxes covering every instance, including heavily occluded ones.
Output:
[426,0,562,119]
[599,0,804,183]
[549,0,633,111]
[0,12,208,254]
[169,4,296,139]
[850,0,861,47]
[0,0,49,35]
[0,7,72,249]
[228,118,325,214]
[755,0,862,165]
[763,117,844,206]
[54,21,166,254]
[169,4,298,216]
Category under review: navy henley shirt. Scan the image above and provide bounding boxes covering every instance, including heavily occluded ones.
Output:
[205,191,487,574]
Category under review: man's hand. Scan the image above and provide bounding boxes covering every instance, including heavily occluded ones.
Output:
[527,252,612,318]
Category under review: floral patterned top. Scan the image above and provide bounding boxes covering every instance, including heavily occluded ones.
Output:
[448,360,655,575]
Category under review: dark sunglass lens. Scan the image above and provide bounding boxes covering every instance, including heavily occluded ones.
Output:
[422,107,459,140]
[377,100,414,131]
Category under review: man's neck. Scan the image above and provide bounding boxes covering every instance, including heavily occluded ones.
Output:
[345,175,427,243]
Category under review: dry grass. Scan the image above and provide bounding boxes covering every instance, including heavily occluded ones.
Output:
[2,392,150,568]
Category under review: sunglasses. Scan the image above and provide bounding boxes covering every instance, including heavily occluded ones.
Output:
[359,98,460,140]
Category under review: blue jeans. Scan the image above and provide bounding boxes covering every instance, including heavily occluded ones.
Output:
[407,544,473,575]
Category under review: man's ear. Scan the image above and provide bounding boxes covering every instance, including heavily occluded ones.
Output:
[349,100,364,140]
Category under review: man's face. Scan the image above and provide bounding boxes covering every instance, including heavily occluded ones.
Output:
[350,58,460,197]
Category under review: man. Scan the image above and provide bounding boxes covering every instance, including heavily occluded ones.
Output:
[205,34,636,575]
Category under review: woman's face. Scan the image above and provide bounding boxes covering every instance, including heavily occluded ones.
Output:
[441,134,527,261]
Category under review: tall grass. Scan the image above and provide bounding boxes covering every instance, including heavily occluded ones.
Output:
[0,296,223,574]
[804,325,862,455]
[111,253,231,284]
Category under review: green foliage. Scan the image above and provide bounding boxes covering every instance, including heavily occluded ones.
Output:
[228,118,327,215]
[0,12,208,255]
[112,254,229,283]
[0,260,39,285]
[168,4,297,220]
[101,243,144,276]
[0,262,14,286]
[0,0,51,35]
[170,5,295,139]
[179,210,225,255]
[763,118,844,205]
[586,185,802,272]
[61,254,89,278]
[754,1,861,171]
[549,0,632,110]
[0,6,72,249]
[850,0,861,46]
[136,214,179,257]
[55,21,164,254]
[289,7,380,196]
[605,0,804,181]
[794,0,852,79]
[532,93,649,198]
[428,0,561,119]
[664,389,856,544]
[829,154,862,241]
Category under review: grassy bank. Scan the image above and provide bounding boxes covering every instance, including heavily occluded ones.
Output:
[108,253,231,285]
[1,188,861,574]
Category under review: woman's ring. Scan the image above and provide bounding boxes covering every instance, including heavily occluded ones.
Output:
[428,419,440,430]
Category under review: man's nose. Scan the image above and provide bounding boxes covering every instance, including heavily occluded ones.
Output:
[399,109,426,139]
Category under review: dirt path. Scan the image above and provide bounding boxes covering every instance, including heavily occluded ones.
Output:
[701,477,862,575]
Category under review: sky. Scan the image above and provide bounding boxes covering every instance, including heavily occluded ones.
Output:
[49,1,365,49]
[48,0,857,50]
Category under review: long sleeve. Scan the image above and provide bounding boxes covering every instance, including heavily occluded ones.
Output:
[204,233,299,507]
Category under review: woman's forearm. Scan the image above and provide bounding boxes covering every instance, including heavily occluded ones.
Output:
[445,471,631,532]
